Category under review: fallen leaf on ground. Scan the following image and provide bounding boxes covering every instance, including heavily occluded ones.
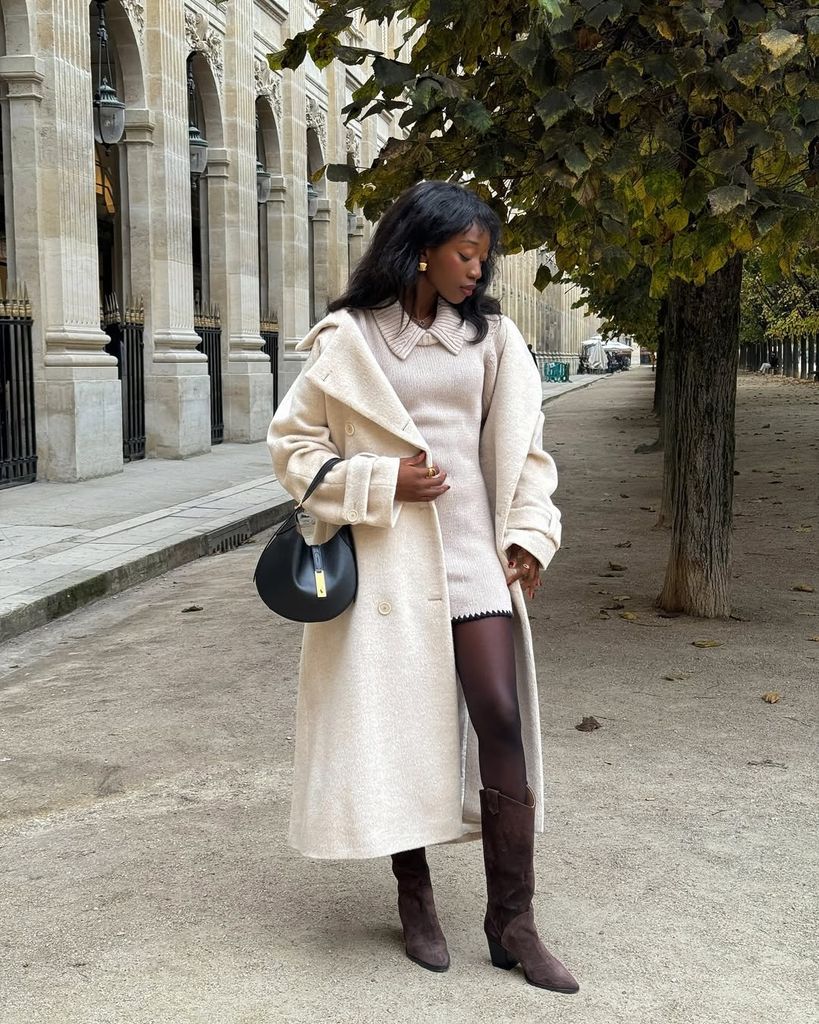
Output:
[602,601,625,610]
[181,605,204,613]
[761,691,780,704]
[640,506,656,512]
[620,611,639,621]
[576,716,601,732]
[598,611,610,619]
[663,673,688,681]
[615,541,632,548]
[692,639,723,648]
[792,583,815,593]
[609,562,627,571]
[808,636,819,642]
[614,595,631,601]
[747,759,787,769]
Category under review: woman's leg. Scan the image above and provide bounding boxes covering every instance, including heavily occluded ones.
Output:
[453,615,579,993]
[451,615,527,803]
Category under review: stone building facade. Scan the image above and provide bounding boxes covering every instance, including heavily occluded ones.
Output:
[0,0,599,486]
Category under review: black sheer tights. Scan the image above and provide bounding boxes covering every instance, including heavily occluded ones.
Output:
[452,615,527,804]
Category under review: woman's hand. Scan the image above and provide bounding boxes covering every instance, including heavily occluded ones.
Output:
[395,451,450,503]
[506,544,541,600]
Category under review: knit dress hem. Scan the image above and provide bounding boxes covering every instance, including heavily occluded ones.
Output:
[451,609,514,625]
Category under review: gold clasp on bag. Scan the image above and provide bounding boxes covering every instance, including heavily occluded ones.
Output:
[314,569,327,598]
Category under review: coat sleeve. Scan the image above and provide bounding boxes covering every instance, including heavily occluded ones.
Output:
[504,409,562,571]
[498,318,562,571]
[266,335,403,532]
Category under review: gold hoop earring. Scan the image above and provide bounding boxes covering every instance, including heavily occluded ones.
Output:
[418,260,428,272]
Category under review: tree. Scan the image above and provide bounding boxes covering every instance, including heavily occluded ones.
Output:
[272,0,819,617]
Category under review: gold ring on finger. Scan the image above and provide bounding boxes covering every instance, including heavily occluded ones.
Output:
[426,467,437,478]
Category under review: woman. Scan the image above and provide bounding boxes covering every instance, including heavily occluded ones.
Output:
[267,181,578,994]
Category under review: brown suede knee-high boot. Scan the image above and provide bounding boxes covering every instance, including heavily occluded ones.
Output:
[391,847,450,972]
[480,787,579,993]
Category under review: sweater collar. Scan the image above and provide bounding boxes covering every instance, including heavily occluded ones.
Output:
[371,299,469,359]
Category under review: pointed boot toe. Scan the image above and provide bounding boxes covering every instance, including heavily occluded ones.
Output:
[498,909,578,993]
[399,887,450,971]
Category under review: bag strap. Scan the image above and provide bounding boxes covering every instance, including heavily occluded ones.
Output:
[297,457,342,509]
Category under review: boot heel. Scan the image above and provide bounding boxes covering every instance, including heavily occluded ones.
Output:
[487,937,518,970]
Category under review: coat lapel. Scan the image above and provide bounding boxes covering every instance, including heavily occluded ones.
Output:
[299,310,429,452]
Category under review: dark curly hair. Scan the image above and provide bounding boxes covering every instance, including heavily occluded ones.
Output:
[328,180,503,343]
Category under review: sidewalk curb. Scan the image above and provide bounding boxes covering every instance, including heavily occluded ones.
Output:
[0,496,293,644]
[541,373,612,406]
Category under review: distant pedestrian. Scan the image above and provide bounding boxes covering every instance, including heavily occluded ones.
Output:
[769,349,780,374]
[267,181,577,994]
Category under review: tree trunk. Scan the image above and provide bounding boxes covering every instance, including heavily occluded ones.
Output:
[653,334,664,415]
[657,317,676,527]
[658,255,743,617]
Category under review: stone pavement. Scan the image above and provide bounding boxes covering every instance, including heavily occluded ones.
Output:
[1,368,814,1024]
[0,373,610,643]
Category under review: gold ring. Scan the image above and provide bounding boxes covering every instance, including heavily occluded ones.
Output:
[426,467,437,478]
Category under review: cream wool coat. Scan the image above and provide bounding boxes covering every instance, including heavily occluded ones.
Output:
[267,308,562,860]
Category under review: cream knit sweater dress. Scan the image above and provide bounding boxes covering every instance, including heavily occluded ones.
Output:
[352,299,513,624]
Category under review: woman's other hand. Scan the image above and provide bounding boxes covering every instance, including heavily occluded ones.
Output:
[506,544,541,600]
[395,451,450,503]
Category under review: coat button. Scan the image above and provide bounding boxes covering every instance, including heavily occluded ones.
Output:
[378,601,392,615]
[345,422,355,435]
[345,509,359,523]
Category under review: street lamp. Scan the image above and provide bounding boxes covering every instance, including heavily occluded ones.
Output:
[187,56,209,180]
[256,160,272,204]
[92,0,126,149]
[307,181,319,219]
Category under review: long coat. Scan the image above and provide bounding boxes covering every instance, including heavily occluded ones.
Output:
[267,308,562,860]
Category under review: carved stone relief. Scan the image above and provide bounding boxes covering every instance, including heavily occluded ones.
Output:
[185,8,224,88]
[306,96,327,149]
[254,56,282,122]
[120,0,145,41]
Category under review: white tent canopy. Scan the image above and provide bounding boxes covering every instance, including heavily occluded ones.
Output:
[581,336,606,369]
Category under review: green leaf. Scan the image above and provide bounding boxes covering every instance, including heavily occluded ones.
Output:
[561,143,591,176]
[571,69,608,111]
[708,185,748,215]
[644,168,683,205]
[325,163,359,183]
[373,56,415,89]
[759,29,803,65]
[586,1,622,30]
[455,98,493,134]
[722,45,765,87]
[607,58,644,100]
[737,123,775,149]
[536,89,575,128]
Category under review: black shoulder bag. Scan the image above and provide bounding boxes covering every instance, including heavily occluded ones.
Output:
[253,458,357,622]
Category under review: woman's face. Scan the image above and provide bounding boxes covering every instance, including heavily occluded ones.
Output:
[421,225,491,305]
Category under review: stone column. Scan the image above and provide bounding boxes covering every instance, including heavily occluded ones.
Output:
[143,0,210,459]
[311,197,331,323]
[20,6,124,481]
[278,74,311,394]
[219,0,272,443]
[348,213,365,273]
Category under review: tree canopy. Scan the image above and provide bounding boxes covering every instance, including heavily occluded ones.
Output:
[273,0,819,311]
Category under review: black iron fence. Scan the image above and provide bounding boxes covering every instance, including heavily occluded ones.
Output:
[103,296,146,462]
[741,336,819,379]
[260,311,279,410]
[0,291,37,488]
[195,304,224,445]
